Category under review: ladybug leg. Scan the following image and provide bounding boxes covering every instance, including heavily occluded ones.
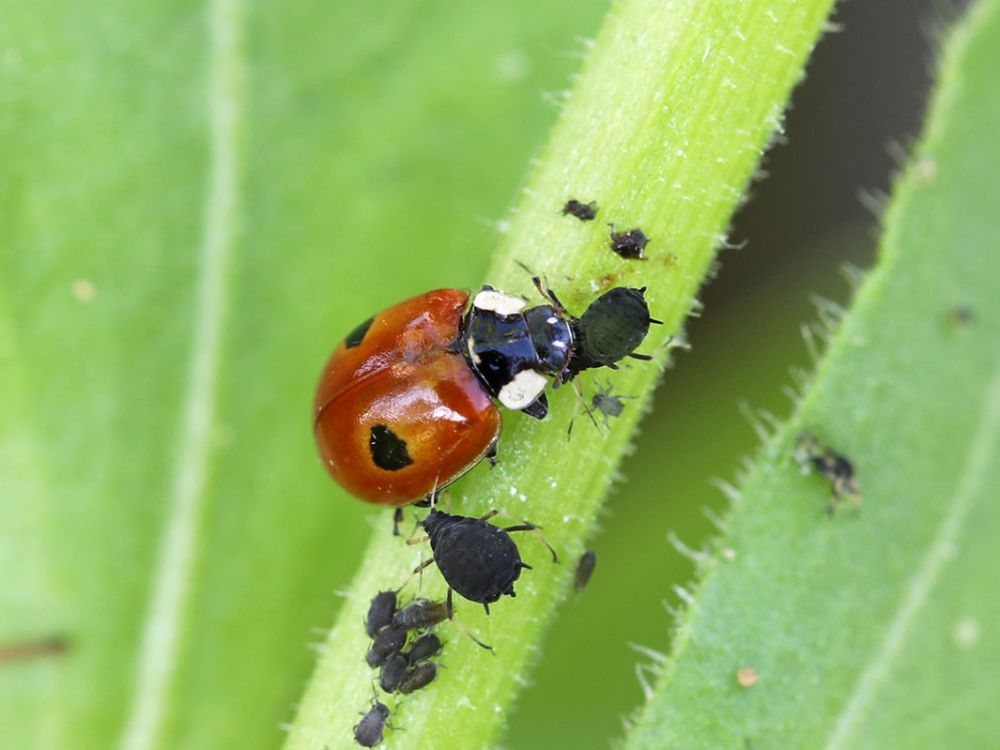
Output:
[628,352,653,361]
[520,267,570,317]
[392,508,404,537]
[521,393,549,420]
[485,440,499,467]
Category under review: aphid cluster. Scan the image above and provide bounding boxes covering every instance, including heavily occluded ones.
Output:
[317,194,660,747]
[354,591,449,744]
[364,592,446,689]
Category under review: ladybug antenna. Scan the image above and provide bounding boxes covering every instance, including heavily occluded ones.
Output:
[514,259,569,315]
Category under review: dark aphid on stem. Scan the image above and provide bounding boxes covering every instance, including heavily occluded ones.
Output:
[392,599,449,631]
[562,198,598,221]
[794,432,862,514]
[574,550,597,592]
[399,662,438,694]
[379,653,410,693]
[415,508,557,614]
[390,589,493,651]
[562,287,661,381]
[590,382,638,427]
[608,227,650,260]
[353,701,390,748]
[365,590,397,638]
[365,625,406,669]
[405,632,443,665]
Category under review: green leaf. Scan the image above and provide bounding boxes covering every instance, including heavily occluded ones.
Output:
[0,2,607,748]
[622,1,1000,747]
[284,0,836,748]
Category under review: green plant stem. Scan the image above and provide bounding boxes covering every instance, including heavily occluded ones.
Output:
[283,1,836,747]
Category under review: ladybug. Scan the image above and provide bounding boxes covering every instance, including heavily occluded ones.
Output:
[314,284,659,506]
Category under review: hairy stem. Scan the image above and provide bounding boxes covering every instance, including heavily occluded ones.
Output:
[284,1,836,747]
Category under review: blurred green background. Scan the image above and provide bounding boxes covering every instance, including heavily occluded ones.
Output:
[0,0,960,748]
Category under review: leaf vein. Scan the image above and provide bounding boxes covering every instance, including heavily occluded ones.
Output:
[117,1,244,747]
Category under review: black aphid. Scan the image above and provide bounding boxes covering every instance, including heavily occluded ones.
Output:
[795,432,862,514]
[365,590,397,638]
[379,653,410,693]
[418,508,556,614]
[365,625,406,668]
[563,287,659,380]
[399,662,438,694]
[393,599,449,631]
[353,701,390,747]
[574,550,597,592]
[609,227,650,260]
[405,633,443,664]
[562,198,598,221]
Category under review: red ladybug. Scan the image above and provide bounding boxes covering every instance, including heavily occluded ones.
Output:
[313,284,658,506]
[314,289,500,506]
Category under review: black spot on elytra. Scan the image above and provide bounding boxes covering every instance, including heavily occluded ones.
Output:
[370,425,414,471]
[344,316,375,348]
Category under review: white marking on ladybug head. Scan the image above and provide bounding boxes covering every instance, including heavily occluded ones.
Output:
[473,289,527,317]
[498,369,548,410]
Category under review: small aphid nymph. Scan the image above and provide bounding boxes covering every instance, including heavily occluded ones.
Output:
[609,227,650,260]
[353,701,390,748]
[795,432,861,514]
[574,550,597,592]
[562,198,598,221]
